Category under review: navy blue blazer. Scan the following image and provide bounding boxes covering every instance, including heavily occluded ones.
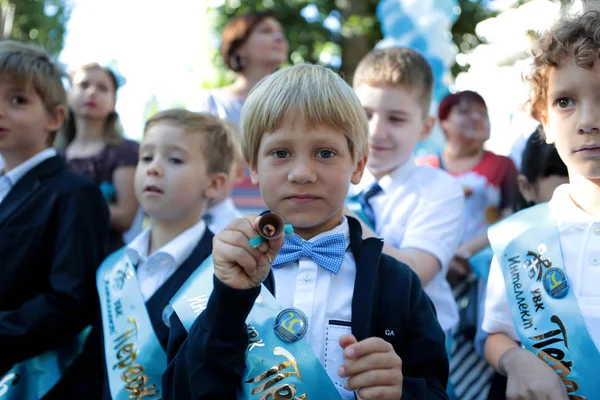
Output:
[163,216,449,399]
[48,228,215,399]
[0,155,109,376]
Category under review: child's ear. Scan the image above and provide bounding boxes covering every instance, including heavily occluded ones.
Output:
[46,105,66,133]
[204,172,227,200]
[419,116,436,142]
[351,154,368,185]
[232,161,246,185]
[247,158,260,185]
[517,174,537,203]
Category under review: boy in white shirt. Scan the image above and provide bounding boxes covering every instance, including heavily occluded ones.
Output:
[91,109,237,399]
[483,6,600,399]
[203,119,243,233]
[349,47,465,335]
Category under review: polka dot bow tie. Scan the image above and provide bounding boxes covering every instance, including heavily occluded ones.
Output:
[271,234,347,274]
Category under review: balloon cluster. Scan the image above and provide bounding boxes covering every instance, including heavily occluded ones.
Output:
[375,0,460,102]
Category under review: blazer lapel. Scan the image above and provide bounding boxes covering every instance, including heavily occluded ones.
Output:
[347,217,383,341]
[0,156,63,229]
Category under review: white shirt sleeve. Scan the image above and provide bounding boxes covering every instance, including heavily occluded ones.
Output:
[482,256,519,341]
[400,177,464,273]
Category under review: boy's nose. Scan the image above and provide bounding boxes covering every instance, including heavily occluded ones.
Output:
[578,104,600,134]
[288,158,317,184]
[146,160,163,176]
[369,115,387,139]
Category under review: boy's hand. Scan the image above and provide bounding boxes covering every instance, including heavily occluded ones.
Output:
[213,215,284,290]
[338,334,402,400]
[500,347,568,400]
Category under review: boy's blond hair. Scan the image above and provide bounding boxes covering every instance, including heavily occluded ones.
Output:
[144,109,236,175]
[0,40,67,145]
[241,64,368,168]
[527,7,600,125]
[352,47,433,117]
[220,119,244,167]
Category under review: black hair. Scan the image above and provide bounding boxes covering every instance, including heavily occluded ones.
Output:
[516,126,568,210]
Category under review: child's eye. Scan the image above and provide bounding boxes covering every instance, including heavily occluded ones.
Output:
[273,150,289,159]
[169,157,183,164]
[10,96,26,105]
[317,149,335,159]
[389,116,405,123]
[555,98,574,109]
[140,155,153,162]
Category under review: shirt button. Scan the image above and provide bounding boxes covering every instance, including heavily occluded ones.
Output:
[302,272,312,282]
[590,256,600,266]
[593,224,600,236]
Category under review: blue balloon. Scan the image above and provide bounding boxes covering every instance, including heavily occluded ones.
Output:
[427,56,445,81]
[433,0,460,23]
[385,13,415,38]
[377,0,405,22]
[409,33,428,54]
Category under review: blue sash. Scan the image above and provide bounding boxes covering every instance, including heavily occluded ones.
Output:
[97,249,166,400]
[170,256,342,399]
[0,327,90,400]
[345,197,374,231]
[489,203,600,399]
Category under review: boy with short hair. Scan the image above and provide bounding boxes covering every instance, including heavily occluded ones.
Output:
[163,64,449,399]
[93,109,236,399]
[202,119,244,234]
[349,47,464,335]
[0,41,109,397]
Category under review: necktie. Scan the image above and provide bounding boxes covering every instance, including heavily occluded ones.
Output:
[201,213,213,225]
[357,183,382,228]
[271,234,347,274]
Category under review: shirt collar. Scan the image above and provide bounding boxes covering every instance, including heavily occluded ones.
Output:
[1,148,57,185]
[126,220,207,268]
[352,160,416,195]
[549,184,600,234]
[305,216,350,247]
[206,197,237,218]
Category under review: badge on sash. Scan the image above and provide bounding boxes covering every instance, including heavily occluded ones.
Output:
[543,267,569,299]
[274,308,308,343]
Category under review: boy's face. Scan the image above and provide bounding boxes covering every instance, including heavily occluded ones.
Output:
[441,99,490,149]
[0,76,63,168]
[135,123,221,222]
[355,84,433,179]
[250,118,366,239]
[544,60,600,180]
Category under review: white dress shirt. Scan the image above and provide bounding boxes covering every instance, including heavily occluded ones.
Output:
[204,196,243,234]
[126,220,206,301]
[351,160,464,333]
[483,184,600,350]
[0,148,57,204]
[273,217,356,399]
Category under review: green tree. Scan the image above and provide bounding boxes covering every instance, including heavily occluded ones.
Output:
[3,0,71,55]
[209,0,510,86]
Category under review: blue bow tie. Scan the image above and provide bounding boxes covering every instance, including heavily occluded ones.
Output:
[271,234,347,274]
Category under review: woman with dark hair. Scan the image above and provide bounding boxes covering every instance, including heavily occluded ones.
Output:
[197,11,288,127]
[58,63,140,252]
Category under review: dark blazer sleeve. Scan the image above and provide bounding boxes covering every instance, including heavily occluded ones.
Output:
[163,276,260,400]
[378,256,449,400]
[0,184,109,372]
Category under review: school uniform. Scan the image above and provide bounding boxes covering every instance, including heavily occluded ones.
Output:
[484,183,600,345]
[163,216,449,400]
[203,196,243,234]
[51,221,215,399]
[483,184,600,398]
[0,149,109,394]
[351,161,464,333]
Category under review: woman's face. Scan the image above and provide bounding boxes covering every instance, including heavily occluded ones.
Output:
[237,17,288,69]
[69,67,116,121]
[441,99,490,148]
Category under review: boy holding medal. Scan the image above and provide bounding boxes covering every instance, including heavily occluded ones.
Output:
[164,64,449,399]
[483,6,600,399]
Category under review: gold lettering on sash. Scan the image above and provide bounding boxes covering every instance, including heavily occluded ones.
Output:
[112,318,161,399]
[531,317,583,398]
[246,347,307,399]
[248,323,265,352]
